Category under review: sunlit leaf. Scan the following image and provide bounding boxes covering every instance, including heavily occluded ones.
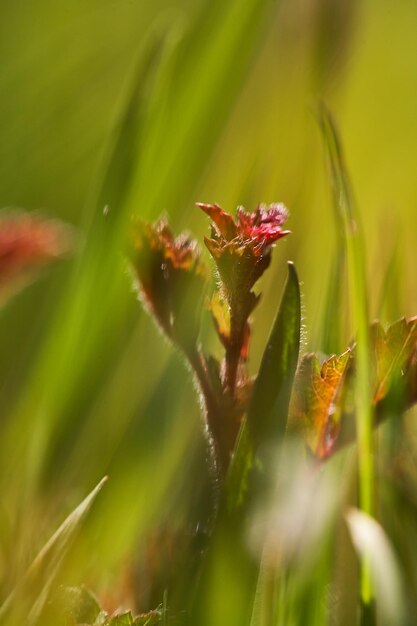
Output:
[288,349,351,459]
[105,610,160,626]
[370,317,417,403]
[290,316,417,459]
[49,585,101,625]
[247,261,301,446]
[209,291,231,348]
[130,218,207,350]
[226,262,301,510]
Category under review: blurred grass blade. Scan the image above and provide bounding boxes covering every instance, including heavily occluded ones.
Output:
[320,246,346,354]
[226,261,301,511]
[377,240,403,323]
[318,103,373,602]
[346,508,406,626]
[85,19,179,232]
[3,24,176,492]
[0,477,107,625]
[127,0,273,219]
[5,0,273,494]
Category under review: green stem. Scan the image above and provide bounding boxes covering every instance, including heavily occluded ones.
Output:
[187,349,233,477]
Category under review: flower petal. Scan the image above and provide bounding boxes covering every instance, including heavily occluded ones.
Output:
[196,203,237,240]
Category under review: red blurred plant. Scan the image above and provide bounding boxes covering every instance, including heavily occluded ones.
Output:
[0,211,71,302]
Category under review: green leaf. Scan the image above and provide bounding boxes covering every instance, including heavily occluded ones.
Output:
[226,262,301,511]
[108,613,134,626]
[247,261,301,446]
[106,610,160,626]
[0,477,107,625]
[52,585,101,624]
[133,612,161,626]
[191,263,301,626]
[289,316,417,459]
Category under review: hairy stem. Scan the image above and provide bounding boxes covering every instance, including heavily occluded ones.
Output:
[187,349,234,478]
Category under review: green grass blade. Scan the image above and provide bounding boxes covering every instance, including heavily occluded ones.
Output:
[318,103,374,603]
[84,19,178,231]
[1,23,175,494]
[377,240,403,323]
[320,246,346,354]
[0,477,107,625]
[4,0,273,495]
[126,0,273,219]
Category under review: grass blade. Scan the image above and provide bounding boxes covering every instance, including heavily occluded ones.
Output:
[318,103,374,603]
[5,0,273,495]
[0,477,107,625]
[346,508,406,626]
[320,246,346,354]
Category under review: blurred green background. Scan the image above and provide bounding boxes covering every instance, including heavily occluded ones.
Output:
[1,0,417,619]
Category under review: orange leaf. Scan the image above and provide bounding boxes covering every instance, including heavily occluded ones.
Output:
[209,292,231,347]
[290,317,417,460]
[289,350,351,459]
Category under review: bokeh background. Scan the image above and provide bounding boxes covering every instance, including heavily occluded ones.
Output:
[1,0,417,620]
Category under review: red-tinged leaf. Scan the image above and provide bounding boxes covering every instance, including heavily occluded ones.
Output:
[130,218,207,349]
[196,203,237,240]
[288,350,352,459]
[225,263,301,511]
[370,317,417,403]
[209,292,231,348]
[289,317,417,460]
[240,322,251,361]
[0,211,72,299]
[209,292,250,360]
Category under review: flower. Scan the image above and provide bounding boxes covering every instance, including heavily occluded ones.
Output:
[235,203,290,252]
[130,218,207,350]
[198,202,290,390]
[197,202,290,258]
[197,202,290,309]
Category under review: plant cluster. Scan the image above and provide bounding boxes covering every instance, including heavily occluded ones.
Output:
[130,202,291,478]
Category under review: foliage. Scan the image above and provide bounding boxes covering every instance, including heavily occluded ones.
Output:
[2,2,417,625]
